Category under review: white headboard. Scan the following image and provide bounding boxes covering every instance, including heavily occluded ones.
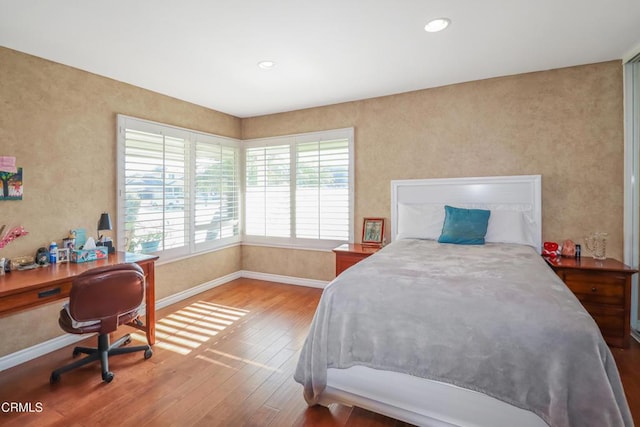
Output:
[390,175,542,252]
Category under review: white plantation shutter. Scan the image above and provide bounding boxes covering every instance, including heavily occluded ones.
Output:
[245,145,291,237]
[118,115,240,261]
[244,128,353,247]
[163,135,188,251]
[296,139,350,240]
[194,137,240,248]
[120,125,189,257]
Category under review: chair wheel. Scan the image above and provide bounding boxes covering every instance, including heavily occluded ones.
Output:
[144,348,153,359]
[102,371,114,383]
[50,372,60,384]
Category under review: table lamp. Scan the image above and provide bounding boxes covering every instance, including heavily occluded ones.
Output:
[97,212,112,242]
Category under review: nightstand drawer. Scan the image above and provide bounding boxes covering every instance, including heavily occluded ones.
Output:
[336,253,369,273]
[333,244,380,276]
[546,256,637,348]
[582,303,625,338]
[560,271,625,306]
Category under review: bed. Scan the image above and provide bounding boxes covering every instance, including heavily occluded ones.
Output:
[294,175,633,427]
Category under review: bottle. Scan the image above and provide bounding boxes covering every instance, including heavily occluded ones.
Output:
[575,244,581,259]
[49,241,58,264]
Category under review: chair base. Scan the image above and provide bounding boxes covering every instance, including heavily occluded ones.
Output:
[50,333,152,384]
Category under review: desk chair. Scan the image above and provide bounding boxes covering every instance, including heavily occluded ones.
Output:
[50,263,153,384]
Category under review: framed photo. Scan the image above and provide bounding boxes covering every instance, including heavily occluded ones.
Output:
[362,217,384,246]
[62,238,75,250]
[57,248,70,264]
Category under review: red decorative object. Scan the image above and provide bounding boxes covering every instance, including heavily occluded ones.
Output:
[0,225,29,249]
[542,241,560,259]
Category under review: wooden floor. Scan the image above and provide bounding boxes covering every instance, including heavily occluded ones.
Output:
[0,277,638,426]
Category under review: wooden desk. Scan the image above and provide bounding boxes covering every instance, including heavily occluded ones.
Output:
[0,252,159,345]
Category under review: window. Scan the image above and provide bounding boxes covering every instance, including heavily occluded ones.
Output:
[117,115,241,261]
[244,128,354,248]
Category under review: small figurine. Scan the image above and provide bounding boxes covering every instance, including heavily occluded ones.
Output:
[561,239,576,257]
[542,241,560,259]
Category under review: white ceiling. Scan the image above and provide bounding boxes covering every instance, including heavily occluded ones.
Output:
[1,1,639,118]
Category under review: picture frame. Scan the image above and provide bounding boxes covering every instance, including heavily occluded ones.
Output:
[62,238,75,250]
[57,248,69,264]
[362,217,385,247]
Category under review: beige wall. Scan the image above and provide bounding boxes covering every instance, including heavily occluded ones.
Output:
[242,61,625,278]
[242,245,334,281]
[0,47,626,356]
[0,47,242,356]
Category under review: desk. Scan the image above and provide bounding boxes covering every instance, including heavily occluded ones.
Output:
[0,252,159,345]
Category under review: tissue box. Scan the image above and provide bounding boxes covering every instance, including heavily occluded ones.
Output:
[70,247,109,263]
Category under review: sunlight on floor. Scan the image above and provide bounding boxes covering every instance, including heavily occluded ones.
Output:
[199,348,283,373]
[130,300,249,355]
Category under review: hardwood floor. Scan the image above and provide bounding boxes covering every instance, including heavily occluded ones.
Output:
[610,337,640,425]
[0,277,638,426]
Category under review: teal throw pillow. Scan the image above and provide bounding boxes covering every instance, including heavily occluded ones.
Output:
[438,205,491,245]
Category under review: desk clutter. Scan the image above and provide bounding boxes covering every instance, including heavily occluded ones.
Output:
[56,230,112,263]
[0,227,115,275]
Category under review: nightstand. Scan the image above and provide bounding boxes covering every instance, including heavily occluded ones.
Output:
[333,243,381,276]
[545,256,637,348]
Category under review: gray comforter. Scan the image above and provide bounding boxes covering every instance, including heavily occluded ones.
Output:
[294,239,633,427]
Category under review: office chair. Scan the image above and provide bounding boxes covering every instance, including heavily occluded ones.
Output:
[50,263,153,384]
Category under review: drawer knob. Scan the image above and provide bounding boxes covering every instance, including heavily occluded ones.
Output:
[591,287,597,292]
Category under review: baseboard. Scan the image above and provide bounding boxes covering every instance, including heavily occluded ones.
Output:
[0,334,92,373]
[0,270,327,372]
[240,270,330,289]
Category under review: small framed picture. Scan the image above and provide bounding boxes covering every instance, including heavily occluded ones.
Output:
[362,217,385,247]
[62,238,75,250]
[57,248,70,263]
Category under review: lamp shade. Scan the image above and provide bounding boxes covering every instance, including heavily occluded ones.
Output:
[98,213,113,232]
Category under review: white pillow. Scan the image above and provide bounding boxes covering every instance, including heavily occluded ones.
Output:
[485,210,535,246]
[396,203,445,240]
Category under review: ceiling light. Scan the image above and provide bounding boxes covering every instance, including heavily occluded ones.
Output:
[257,60,276,70]
[424,18,450,33]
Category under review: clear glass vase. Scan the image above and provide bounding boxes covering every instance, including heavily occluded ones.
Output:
[584,232,608,260]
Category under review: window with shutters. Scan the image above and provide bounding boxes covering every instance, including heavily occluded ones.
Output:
[117,115,241,261]
[244,128,354,249]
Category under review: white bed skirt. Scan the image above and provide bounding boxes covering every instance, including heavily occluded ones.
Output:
[321,366,548,427]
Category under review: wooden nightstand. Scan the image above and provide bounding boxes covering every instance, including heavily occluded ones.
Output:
[545,256,637,348]
[333,243,381,276]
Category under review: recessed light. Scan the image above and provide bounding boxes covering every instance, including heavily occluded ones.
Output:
[424,18,450,33]
[257,60,276,70]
